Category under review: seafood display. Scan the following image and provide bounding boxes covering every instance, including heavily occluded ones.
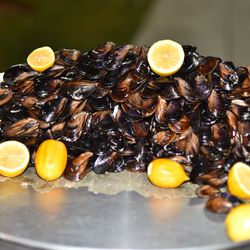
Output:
[0,41,250,215]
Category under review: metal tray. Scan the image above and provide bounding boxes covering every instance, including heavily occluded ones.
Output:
[0,180,250,250]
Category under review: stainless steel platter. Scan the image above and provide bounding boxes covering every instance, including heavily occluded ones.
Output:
[0,180,250,250]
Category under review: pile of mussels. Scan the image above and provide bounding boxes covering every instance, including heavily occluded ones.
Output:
[0,42,250,212]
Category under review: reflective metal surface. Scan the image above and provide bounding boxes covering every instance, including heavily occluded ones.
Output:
[0,180,250,250]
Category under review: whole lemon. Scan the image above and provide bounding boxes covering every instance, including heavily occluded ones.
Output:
[147,158,189,188]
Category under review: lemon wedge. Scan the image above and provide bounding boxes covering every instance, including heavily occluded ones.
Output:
[227,162,250,199]
[27,46,55,72]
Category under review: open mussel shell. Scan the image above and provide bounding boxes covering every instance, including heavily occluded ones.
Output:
[88,110,113,131]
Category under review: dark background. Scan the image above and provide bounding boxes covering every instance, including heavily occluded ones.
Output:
[0,0,250,71]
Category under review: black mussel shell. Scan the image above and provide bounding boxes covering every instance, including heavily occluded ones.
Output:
[101,66,130,89]
[164,99,183,122]
[194,75,212,101]
[3,118,40,138]
[198,56,219,75]
[34,76,62,98]
[206,192,243,213]
[89,41,115,61]
[134,46,151,77]
[175,77,197,103]
[180,45,199,73]
[104,45,134,71]
[60,68,82,81]
[59,49,81,65]
[3,101,28,122]
[41,96,68,123]
[3,64,38,86]
[153,130,176,146]
[62,111,90,142]
[60,80,98,100]
[63,152,93,181]
[93,151,118,174]
[0,88,13,106]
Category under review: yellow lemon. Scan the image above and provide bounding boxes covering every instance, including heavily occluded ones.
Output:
[35,139,67,181]
[27,46,55,72]
[227,162,250,199]
[225,204,250,242]
[0,140,30,177]
[147,39,185,76]
[147,158,189,188]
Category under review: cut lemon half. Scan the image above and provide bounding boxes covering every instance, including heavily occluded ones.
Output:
[147,39,185,76]
[27,46,55,72]
[227,162,250,199]
[0,140,30,177]
[147,158,189,188]
[225,204,250,242]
